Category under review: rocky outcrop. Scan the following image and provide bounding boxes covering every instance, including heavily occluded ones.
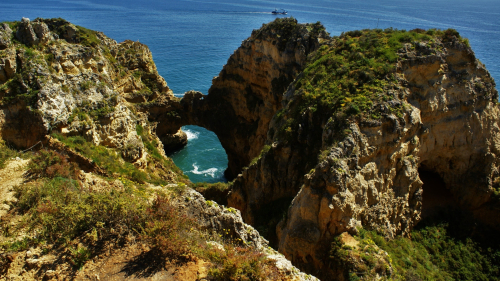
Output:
[173,187,319,281]
[147,18,328,177]
[225,30,500,279]
[4,17,500,280]
[0,23,12,50]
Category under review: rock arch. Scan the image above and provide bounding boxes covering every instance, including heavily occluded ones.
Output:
[147,18,328,179]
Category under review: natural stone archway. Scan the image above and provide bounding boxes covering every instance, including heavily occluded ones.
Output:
[145,18,328,179]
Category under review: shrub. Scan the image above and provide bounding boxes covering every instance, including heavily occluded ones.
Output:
[204,243,279,280]
[351,224,500,281]
[11,177,148,244]
[141,195,193,259]
[28,149,80,179]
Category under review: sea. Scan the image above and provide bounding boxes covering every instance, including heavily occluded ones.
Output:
[1,0,499,183]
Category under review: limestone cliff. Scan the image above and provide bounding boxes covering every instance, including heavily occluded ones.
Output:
[3,16,500,281]
[0,17,183,160]
[226,28,500,279]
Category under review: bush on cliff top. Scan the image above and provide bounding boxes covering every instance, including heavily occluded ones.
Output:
[293,28,433,119]
[276,27,468,146]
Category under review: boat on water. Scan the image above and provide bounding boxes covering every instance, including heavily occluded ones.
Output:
[272,8,287,15]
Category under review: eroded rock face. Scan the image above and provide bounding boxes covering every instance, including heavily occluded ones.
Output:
[16,18,38,46]
[227,34,499,279]
[0,23,12,50]
[0,18,179,158]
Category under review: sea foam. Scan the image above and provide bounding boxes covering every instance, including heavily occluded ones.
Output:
[191,163,218,178]
[184,129,199,140]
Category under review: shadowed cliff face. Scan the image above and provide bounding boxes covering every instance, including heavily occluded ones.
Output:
[146,18,329,179]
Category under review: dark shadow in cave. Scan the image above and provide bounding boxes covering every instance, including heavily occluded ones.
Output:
[254,196,295,249]
[418,167,459,220]
[416,167,500,249]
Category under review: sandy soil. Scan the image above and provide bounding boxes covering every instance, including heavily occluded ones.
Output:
[0,158,29,219]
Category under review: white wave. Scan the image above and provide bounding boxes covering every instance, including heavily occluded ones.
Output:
[191,164,218,178]
[184,129,199,140]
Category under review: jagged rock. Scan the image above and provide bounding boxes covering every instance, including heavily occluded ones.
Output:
[0,18,175,156]
[174,188,268,249]
[15,17,39,46]
[32,20,53,44]
[0,23,12,50]
[173,188,319,281]
[161,128,188,153]
[61,23,79,43]
[0,47,16,83]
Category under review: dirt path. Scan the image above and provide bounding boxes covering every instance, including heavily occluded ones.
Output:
[0,158,29,218]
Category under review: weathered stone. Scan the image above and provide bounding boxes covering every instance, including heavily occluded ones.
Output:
[15,17,38,46]
[173,188,319,281]
[161,128,188,153]
[225,35,500,279]
[32,20,53,44]
[0,23,12,49]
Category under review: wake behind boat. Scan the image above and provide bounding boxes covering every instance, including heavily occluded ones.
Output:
[272,8,287,15]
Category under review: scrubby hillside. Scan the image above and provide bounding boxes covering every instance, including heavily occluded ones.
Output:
[0,18,316,281]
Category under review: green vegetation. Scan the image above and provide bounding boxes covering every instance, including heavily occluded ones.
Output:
[331,215,500,281]
[75,25,100,47]
[135,124,188,183]
[28,149,80,179]
[278,28,468,144]
[10,176,150,246]
[203,243,279,280]
[0,45,44,106]
[0,142,28,168]
[492,177,500,202]
[193,182,231,205]
[74,98,116,120]
[295,29,423,119]
[67,108,89,124]
[51,133,155,184]
[249,144,271,166]
[1,145,279,278]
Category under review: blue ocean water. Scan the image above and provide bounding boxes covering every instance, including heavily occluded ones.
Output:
[1,0,499,183]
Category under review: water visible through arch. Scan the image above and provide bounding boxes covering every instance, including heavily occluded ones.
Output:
[169,125,228,183]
